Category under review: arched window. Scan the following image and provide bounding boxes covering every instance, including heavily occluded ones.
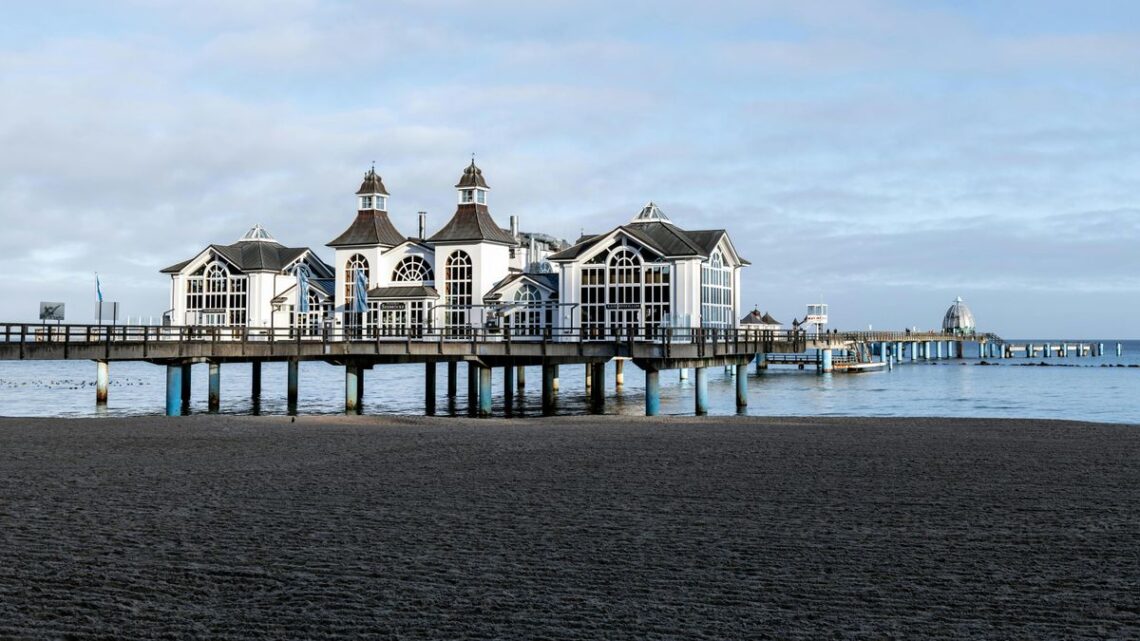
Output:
[445,251,472,332]
[392,255,433,282]
[701,250,732,328]
[606,247,642,335]
[512,283,542,335]
[344,253,370,329]
[185,260,247,326]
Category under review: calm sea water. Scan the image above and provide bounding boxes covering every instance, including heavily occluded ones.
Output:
[1,340,1137,424]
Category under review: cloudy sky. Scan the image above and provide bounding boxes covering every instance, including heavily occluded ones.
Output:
[1,0,1137,337]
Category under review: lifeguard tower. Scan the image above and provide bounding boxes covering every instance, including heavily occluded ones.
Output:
[804,302,828,337]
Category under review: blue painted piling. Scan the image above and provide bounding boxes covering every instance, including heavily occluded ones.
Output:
[821,348,834,373]
[645,370,660,416]
[345,366,360,414]
[165,364,181,416]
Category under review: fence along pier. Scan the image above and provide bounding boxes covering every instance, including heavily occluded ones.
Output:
[8,323,1110,417]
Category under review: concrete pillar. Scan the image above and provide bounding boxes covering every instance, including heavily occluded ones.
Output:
[542,364,556,416]
[251,361,262,402]
[881,342,889,364]
[516,365,526,389]
[645,370,660,416]
[478,366,492,418]
[180,363,192,411]
[425,362,437,415]
[584,363,592,391]
[503,365,514,415]
[1044,343,1051,358]
[95,360,109,405]
[345,366,360,414]
[936,342,943,359]
[590,362,606,410]
[910,343,916,362]
[467,363,479,417]
[552,365,560,392]
[694,367,708,415]
[735,364,748,408]
[165,364,182,417]
[447,361,458,397]
[821,348,834,373]
[1116,343,1122,357]
[615,359,624,388]
[287,359,299,409]
[679,367,688,381]
[756,353,767,374]
[208,362,220,412]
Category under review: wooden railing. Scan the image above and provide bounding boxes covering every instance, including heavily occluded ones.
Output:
[0,322,999,347]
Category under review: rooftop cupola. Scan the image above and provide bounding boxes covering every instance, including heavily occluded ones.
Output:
[356,165,389,212]
[630,201,672,224]
[456,158,489,206]
[239,224,276,243]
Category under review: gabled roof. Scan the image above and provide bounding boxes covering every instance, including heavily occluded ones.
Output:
[548,222,707,262]
[427,203,516,245]
[356,167,389,196]
[455,160,489,189]
[327,211,406,248]
[161,238,327,274]
[483,272,559,301]
[367,285,440,299]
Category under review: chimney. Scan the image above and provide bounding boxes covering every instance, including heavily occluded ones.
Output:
[509,215,519,238]
[418,211,427,240]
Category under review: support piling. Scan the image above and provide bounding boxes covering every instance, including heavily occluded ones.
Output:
[694,367,708,415]
[95,360,109,405]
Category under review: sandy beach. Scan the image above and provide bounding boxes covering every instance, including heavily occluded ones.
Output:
[0,415,1137,639]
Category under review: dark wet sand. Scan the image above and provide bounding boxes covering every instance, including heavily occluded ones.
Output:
[1,415,1137,640]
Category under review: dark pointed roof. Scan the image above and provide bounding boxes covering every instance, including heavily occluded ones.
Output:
[742,309,782,325]
[161,226,332,275]
[455,159,489,189]
[427,203,516,245]
[356,167,389,196]
[327,211,406,248]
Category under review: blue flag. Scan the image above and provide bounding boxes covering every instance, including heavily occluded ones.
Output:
[353,268,368,314]
[296,266,310,314]
[96,274,104,303]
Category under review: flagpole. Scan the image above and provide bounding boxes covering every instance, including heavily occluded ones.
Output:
[96,272,102,326]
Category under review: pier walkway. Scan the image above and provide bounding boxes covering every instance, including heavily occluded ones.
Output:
[0,322,1022,417]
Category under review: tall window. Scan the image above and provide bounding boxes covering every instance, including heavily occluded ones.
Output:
[445,250,472,333]
[607,247,642,336]
[512,284,542,336]
[580,253,606,339]
[392,255,434,282]
[644,264,671,333]
[185,260,247,325]
[577,241,671,339]
[701,250,732,328]
[345,253,370,329]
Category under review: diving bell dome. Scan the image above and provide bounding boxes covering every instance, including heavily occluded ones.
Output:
[942,296,976,335]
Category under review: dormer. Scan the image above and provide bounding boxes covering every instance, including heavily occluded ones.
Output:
[456,159,489,206]
[357,165,389,212]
